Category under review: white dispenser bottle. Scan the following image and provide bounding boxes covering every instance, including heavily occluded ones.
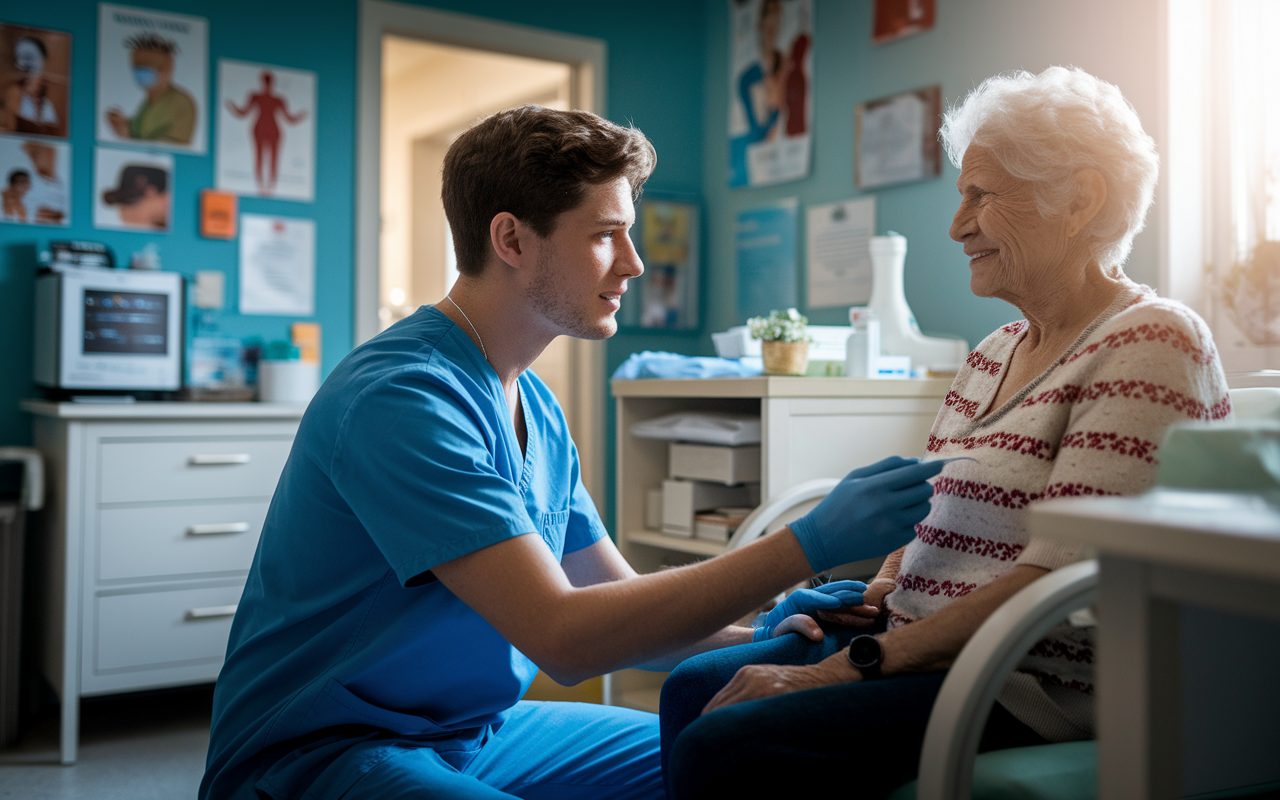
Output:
[868,233,969,374]
[844,307,880,378]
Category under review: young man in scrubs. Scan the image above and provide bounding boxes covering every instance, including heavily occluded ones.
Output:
[201,106,943,800]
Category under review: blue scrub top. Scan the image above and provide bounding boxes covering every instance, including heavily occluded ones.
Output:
[201,306,607,799]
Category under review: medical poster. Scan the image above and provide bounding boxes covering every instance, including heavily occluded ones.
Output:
[855,85,942,189]
[728,0,812,188]
[0,23,72,138]
[93,146,172,232]
[96,4,208,154]
[217,59,315,201]
[239,213,315,316]
[735,198,798,321]
[630,198,699,329]
[0,134,69,226]
[806,197,875,308]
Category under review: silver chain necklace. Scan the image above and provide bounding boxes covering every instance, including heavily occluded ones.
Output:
[444,295,487,360]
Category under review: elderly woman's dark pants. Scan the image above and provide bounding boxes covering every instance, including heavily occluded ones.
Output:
[659,631,1046,799]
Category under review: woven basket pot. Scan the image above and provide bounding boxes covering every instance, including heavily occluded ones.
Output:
[761,340,810,376]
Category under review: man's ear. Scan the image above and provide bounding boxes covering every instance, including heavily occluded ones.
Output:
[1066,168,1107,238]
[490,211,529,269]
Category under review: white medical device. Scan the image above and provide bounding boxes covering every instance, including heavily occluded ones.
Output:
[33,265,184,394]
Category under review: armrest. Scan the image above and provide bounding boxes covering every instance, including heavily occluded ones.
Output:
[915,559,1099,800]
[725,478,837,551]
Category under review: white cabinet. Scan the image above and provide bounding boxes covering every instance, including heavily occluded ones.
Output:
[607,377,949,711]
[21,401,304,763]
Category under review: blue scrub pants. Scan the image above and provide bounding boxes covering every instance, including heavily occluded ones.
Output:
[660,630,1047,799]
[296,701,662,799]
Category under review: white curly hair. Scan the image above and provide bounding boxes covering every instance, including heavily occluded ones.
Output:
[939,66,1159,270]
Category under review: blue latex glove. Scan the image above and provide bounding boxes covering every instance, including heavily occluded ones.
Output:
[789,456,946,573]
[751,580,867,642]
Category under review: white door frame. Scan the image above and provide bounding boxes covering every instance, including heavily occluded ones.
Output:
[355,0,610,506]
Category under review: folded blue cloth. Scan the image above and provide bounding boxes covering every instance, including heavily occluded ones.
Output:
[611,351,763,380]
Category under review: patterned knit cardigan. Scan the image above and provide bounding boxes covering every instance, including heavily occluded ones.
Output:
[884,283,1230,741]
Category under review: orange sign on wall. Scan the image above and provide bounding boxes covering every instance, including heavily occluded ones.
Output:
[200,189,237,239]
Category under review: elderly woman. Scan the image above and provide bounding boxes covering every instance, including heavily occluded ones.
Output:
[660,66,1230,798]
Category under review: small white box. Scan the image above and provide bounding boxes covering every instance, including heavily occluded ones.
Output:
[645,489,664,530]
[662,479,757,538]
[669,443,761,485]
[693,507,753,543]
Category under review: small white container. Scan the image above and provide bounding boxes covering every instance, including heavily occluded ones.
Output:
[845,307,881,379]
[669,442,762,485]
[259,360,319,404]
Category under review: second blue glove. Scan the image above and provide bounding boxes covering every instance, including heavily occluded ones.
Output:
[751,580,867,642]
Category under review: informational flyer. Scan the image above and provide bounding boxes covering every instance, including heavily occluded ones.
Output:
[727,0,812,188]
[855,85,942,189]
[806,197,876,307]
[217,59,315,201]
[735,198,798,321]
[635,199,699,329]
[96,4,208,153]
[239,213,315,316]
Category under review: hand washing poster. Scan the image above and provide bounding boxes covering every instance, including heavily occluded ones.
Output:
[217,59,315,201]
[96,4,207,154]
[728,0,812,188]
[736,198,798,321]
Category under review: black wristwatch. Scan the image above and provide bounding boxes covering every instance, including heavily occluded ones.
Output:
[846,635,883,680]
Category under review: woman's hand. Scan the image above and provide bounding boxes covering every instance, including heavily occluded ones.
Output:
[702,653,861,715]
[769,613,823,642]
[816,577,896,628]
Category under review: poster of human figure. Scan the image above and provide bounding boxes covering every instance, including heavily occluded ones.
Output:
[0,134,70,225]
[93,146,173,232]
[0,24,72,138]
[96,4,207,154]
[216,59,315,202]
[728,0,812,188]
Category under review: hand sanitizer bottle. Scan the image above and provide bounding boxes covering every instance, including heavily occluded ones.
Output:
[844,307,880,378]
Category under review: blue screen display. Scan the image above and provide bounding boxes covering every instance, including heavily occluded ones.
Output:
[83,290,169,355]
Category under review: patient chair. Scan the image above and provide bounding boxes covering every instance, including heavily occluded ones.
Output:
[729,386,1280,800]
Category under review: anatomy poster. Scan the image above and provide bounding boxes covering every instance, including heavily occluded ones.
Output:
[217,59,314,201]
[96,4,207,153]
[728,0,812,188]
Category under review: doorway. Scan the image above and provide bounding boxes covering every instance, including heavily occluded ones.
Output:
[356,1,608,511]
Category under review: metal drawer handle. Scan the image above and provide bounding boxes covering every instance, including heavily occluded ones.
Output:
[187,522,250,536]
[188,454,251,465]
[185,604,238,620]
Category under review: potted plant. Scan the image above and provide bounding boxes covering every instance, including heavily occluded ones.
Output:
[748,308,813,375]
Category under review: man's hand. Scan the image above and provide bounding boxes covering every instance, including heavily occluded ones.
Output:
[816,577,896,628]
[702,653,861,715]
[107,108,130,137]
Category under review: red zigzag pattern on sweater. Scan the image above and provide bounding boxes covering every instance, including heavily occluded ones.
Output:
[1059,430,1158,463]
[1065,321,1216,367]
[915,524,1025,561]
[1021,380,1231,421]
[896,571,979,599]
[927,431,1057,459]
[965,350,1002,376]
[933,476,1118,508]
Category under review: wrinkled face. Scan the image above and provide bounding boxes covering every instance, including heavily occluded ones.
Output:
[523,177,644,340]
[949,145,1072,302]
[14,39,44,74]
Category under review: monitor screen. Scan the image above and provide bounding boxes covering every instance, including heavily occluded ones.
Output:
[82,290,169,355]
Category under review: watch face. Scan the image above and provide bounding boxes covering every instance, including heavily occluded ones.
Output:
[848,636,881,668]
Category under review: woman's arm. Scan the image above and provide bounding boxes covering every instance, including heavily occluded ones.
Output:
[815,545,905,627]
[702,563,1048,713]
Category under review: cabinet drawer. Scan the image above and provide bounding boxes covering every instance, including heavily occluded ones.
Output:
[99,438,292,503]
[98,502,268,581]
[95,583,244,673]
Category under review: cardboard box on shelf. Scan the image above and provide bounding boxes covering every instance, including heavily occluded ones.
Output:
[669,443,761,485]
[662,480,757,538]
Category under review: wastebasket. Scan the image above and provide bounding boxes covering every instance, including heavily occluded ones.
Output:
[0,448,42,749]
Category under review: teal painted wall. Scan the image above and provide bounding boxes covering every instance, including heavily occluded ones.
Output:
[698,0,1165,352]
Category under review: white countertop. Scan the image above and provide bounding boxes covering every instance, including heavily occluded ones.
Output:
[20,399,308,420]
[1030,489,1280,582]
[611,376,953,399]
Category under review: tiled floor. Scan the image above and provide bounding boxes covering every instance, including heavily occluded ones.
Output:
[0,684,213,800]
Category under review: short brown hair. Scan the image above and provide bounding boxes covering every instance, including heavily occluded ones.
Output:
[441,105,656,276]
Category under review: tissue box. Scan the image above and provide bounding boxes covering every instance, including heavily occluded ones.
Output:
[669,443,761,485]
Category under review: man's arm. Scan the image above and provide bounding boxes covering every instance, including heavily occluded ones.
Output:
[431,526,814,686]
[701,564,1049,714]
